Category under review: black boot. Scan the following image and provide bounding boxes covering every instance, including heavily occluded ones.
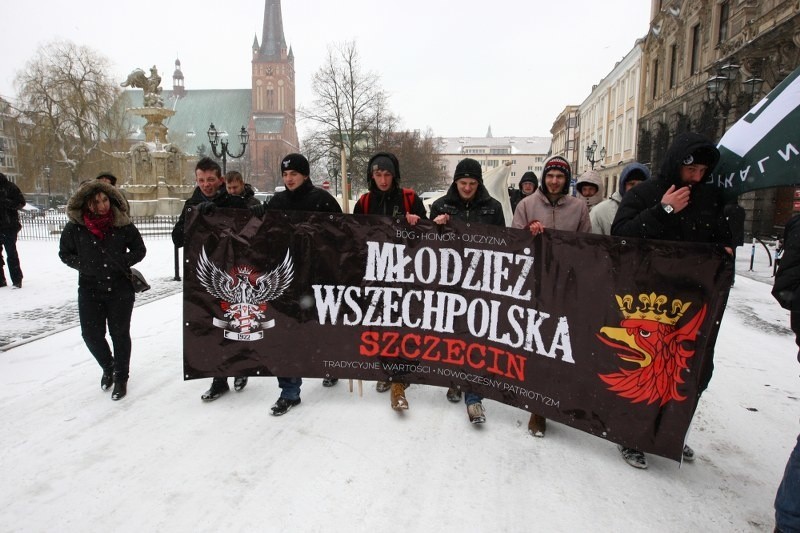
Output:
[111,380,127,401]
[101,370,114,391]
[201,378,230,401]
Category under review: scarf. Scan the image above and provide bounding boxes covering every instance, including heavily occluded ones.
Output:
[83,211,114,240]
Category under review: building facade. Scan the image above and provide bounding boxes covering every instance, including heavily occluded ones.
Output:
[638,0,800,236]
[249,0,300,191]
[0,98,20,184]
[438,132,551,190]
[578,41,643,199]
[549,106,580,175]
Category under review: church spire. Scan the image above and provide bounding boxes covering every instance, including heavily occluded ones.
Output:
[259,0,287,60]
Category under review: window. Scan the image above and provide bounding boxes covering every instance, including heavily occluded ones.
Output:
[652,59,660,99]
[669,44,678,89]
[690,24,701,75]
[718,1,730,44]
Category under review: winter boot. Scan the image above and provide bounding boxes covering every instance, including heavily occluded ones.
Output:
[467,402,486,424]
[233,376,248,392]
[618,445,648,469]
[100,370,114,391]
[528,413,547,437]
[270,397,301,416]
[390,383,408,410]
[201,378,230,401]
[682,444,695,462]
[322,378,339,387]
[111,381,127,401]
[446,386,462,402]
[375,381,391,393]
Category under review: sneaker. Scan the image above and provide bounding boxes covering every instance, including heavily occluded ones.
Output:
[390,383,408,410]
[322,377,339,387]
[233,376,248,392]
[111,381,127,401]
[271,397,301,416]
[446,386,462,402]
[682,444,695,462]
[11,282,22,289]
[201,378,230,401]
[100,371,114,391]
[618,445,648,469]
[528,414,547,437]
[375,381,391,393]
[467,402,486,424]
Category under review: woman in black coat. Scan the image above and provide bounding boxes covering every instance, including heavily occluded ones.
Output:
[59,181,146,400]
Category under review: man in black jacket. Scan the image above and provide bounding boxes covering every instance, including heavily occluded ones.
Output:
[172,157,250,401]
[251,153,342,415]
[772,214,800,533]
[431,158,506,424]
[353,152,426,408]
[0,172,26,288]
[611,132,733,469]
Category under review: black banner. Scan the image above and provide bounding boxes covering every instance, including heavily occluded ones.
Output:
[183,208,732,461]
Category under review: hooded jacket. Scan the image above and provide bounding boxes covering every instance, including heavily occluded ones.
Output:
[590,162,651,236]
[171,185,231,247]
[59,181,146,293]
[266,177,342,214]
[511,186,591,232]
[354,152,426,217]
[575,170,604,211]
[0,173,25,231]
[611,132,731,246]
[430,181,505,227]
[510,172,538,213]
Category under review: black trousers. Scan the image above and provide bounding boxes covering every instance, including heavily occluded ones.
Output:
[78,286,135,380]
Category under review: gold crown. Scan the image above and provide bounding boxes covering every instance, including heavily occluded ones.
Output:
[615,293,691,325]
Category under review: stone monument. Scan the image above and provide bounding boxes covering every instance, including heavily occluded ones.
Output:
[116,66,195,216]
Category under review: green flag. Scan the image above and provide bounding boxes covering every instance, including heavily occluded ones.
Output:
[712,64,800,199]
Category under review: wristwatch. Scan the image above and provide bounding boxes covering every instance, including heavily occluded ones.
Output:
[661,203,674,214]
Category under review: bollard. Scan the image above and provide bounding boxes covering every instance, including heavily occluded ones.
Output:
[749,239,755,271]
[173,245,182,281]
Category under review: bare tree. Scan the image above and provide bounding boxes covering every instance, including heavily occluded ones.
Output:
[377,129,448,193]
[301,41,383,193]
[14,40,124,195]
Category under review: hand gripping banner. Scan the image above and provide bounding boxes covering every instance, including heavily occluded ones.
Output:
[183,208,732,462]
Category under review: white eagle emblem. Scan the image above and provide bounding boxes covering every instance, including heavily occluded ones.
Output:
[196,246,294,341]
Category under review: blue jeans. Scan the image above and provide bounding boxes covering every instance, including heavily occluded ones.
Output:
[465,392,482,406]
[277,377,301,400]
[0,230,22,285]
[776,433,800,532]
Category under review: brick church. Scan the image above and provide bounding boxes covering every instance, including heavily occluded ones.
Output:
[126,0,299,192]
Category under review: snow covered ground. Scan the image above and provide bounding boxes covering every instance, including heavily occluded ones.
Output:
[0,238,797,532]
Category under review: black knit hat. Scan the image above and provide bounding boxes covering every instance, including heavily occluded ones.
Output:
[454,158,482,183]
[370,155,396,177]
[519,171,538,188]
[95,172,117,186]
[281,153,310,176]
[682,146,718,167]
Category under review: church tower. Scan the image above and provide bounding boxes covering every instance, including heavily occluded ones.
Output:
[250,0,299,190]
[172,57,185,98]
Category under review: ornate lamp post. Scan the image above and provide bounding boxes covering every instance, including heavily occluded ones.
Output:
[706,59,740,134]
[207,123,249,174]
[585,140,606,170]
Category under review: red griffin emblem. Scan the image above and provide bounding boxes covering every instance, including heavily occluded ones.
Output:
[596,293,707,405]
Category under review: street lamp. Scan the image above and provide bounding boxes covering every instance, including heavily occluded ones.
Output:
[207,123,249,174]
[585,140,606,170]
[706,59,740,133]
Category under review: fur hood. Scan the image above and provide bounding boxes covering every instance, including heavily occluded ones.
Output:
[67,180,131,226]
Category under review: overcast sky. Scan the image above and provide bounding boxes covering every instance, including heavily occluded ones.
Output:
[2,0,652,138]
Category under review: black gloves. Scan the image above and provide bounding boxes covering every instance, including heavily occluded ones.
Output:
[250,203,267,217]
[198,201,216,215]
